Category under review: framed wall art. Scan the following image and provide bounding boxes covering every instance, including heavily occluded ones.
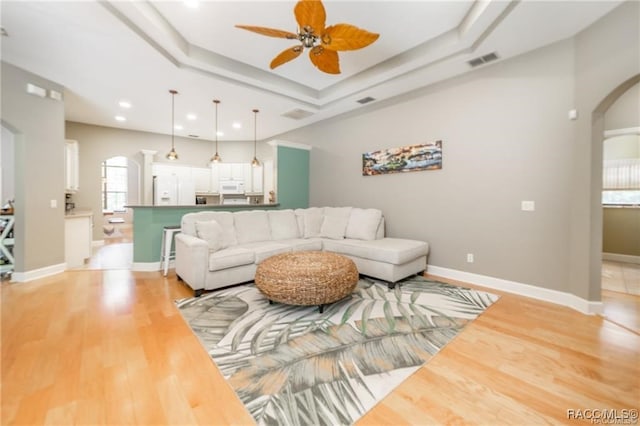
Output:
[362,140,442,176]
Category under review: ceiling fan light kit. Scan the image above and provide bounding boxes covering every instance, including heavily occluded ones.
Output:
[166,89,179,161]
[236,0,379,74]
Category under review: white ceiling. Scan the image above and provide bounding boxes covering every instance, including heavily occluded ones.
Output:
[0,1,622,142]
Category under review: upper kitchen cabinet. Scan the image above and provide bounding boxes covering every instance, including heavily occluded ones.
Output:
[247,164,263,195]
[193,167,212,193]
[65,140,79,192]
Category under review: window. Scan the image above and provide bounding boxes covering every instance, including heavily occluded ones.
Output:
[602,158,640,206]
[102,156,128,212]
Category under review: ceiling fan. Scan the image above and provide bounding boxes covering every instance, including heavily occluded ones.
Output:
[236,0,379,75]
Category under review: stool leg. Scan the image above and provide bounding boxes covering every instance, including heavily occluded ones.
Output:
[163,230,171,276]
[160,230,167,275]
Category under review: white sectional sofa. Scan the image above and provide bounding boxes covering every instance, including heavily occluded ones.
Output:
[175,207,429,297]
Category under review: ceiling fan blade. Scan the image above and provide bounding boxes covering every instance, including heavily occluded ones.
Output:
[309,46,340,74]
[294,0,326,35]
[235,25,297,39]
[323,24,379,51]
[270,46,304,69]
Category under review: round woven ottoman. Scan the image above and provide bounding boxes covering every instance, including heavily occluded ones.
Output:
[255,251,359,313]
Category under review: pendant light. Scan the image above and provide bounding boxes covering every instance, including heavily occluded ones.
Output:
[251,108,260,167]
[165,89,179,160]
[210,99,222,163]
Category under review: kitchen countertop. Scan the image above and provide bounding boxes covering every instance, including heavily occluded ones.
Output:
[64,210,93,218]
[125,203,279,209]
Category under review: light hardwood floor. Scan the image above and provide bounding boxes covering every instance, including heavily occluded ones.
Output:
[2,269,638,425]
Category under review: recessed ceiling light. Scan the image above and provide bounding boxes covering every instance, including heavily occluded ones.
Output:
[216,131,224,137]
[174,124,183,130]
[118,100,132,108]
[184,0,199,8]
[115,115,126,122]
[186,113,197,120]
[232,121,242,129]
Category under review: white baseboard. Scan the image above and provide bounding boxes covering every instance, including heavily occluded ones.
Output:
[602,253,640,264]
[11,263,67,283]
[92,239,105,247]
[427,265,604,316]
[132,261,161,272]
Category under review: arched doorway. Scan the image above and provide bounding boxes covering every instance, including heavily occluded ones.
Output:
[591,74,640,332]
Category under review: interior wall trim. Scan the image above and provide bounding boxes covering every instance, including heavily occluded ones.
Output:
[603,126,640,138]
[131,261,163,272]
[11,263,66,283]
[427,264,604,316]
[602,253,640,265]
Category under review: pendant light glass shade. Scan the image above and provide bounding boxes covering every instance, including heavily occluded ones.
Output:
[251,108,260,167]
[210,99,222,163]
[166,89,179,160]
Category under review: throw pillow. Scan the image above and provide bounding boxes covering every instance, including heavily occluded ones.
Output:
[195,220,226,251]
[303,207,324,238]
[268,210,299,240]
[319,207,351,239]
[319,215,348,240]
[345,208,382,241]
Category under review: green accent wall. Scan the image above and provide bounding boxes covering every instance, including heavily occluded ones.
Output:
[277,145,310,209]
[131,144,310,264]
[132,205,280,262]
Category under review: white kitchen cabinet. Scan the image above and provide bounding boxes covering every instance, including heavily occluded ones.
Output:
[246,165,263,194]
[193,167,211,193]
[231,163,244,180]
[65,211,92,268]
[218,163,231,181]
[65,140,79,192]
[210,164,220,194]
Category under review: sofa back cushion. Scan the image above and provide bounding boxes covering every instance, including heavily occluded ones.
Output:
[301,207,324,238]
[195,219,227,251]
[182,211,237,246]
[345,208,383,241]
[268,210,299,240]
[320,206,352,239]
[234,210,272,244]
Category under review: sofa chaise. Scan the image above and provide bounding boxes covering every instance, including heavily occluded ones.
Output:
[175,207,429,296]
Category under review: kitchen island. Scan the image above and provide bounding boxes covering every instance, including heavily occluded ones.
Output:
[126,203,280,270]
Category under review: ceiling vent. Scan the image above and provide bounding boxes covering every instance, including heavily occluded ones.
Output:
[467,52,499,68]
[357,96,376,105]
[282,108,314,120]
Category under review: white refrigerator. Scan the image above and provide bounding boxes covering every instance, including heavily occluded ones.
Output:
[153,175,195,205]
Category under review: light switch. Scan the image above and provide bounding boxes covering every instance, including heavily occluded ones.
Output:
[521,201,535,211]
[50,199,57,208]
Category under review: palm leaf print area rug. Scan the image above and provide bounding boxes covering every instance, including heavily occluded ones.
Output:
[176,275,498,425]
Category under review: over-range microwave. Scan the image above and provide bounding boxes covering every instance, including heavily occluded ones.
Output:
[219,180,245,195]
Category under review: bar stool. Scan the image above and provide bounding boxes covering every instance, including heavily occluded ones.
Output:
[160,225,181,276]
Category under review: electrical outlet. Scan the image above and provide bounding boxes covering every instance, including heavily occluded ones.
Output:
[521,201,535,211]
[50,199,57,208]
[466,253,474,263]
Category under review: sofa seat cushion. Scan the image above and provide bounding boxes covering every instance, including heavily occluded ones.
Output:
[208,248,255,272]
[235,242,292,264]
[322,238,429,265]
[278,238,323,252]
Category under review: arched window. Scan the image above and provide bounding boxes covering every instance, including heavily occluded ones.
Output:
[102,156,128,212]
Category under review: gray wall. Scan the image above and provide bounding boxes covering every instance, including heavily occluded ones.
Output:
[275,39,576,294]
[604,82,639,131]
[65,121,269,240]
[573,0,639,300]
[1,125,15,204]
[272,1,639,302]
[1,62,66,272]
